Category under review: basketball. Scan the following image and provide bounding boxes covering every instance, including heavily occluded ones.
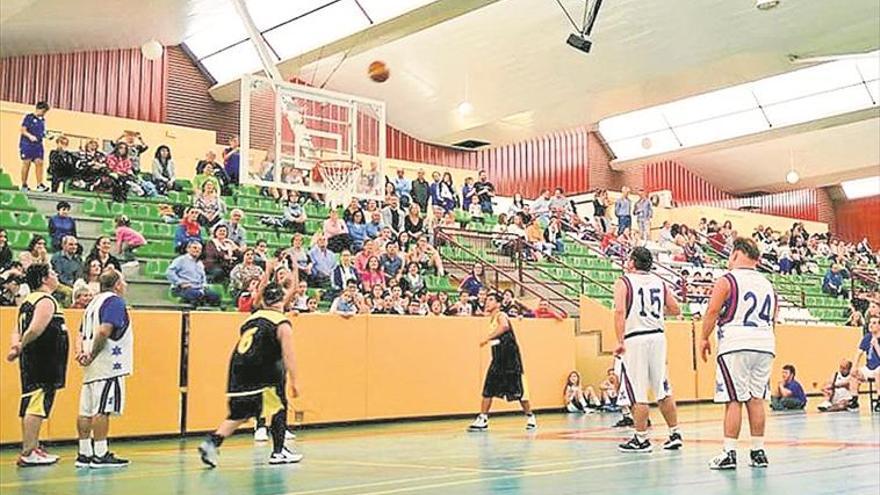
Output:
[368,60,390,82]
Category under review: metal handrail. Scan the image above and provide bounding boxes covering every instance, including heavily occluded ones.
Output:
[434,227,575,315]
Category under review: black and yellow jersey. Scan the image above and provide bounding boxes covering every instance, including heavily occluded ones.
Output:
[226,310,289,395]
[18,292,69,393]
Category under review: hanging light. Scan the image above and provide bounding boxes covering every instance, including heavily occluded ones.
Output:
[141,40,164,61]
[756,0,781,10]
[457,101,474,115]
[785,150,800,184]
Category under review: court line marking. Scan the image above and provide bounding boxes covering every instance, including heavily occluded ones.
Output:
[306,459,523,474]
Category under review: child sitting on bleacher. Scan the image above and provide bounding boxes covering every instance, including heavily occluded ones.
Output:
[114,215,146,262]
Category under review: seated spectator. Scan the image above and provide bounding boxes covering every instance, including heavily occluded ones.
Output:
[404,203,425,238]
[845,309,865,328]
[223,209,247,249]
[533,299,565,320]
[549,188,572,217]
[849,315,880,410]
[408,236,445,276]
[770,364,807,411]
[818,359,854,412]
[365,210,384,239]
[399,262,427,297]
[283,233,312,281]
[657,221,675,246]
[288,281,310,312]
[194,180,226,228]
[342,198,363,223]
[599,367,620,408]
[354,240,379,275]
[166,241,221,307]
[526,218,552,258]
[822,263,849,299]
[114,215,146,261]
[47,201,77,251]
[70,285,94,309]
[106,141,156,199]
[19,235,50,270]
[236,278,260,313]
[252,239,270,269]
[193,160,223,193]
[347,210,368,252]
[48,135,77,192]
[229,248,264,298]
[308,235,337,287]
[331,250,359,296]
[324,209,351,253]
[428,297,445,316]
[0,273,24,306]
[117,130,149,172]
[175,208,204,254]
[468,199,485,224]
[330,282,359,318]
[447,291,473,316]
[544,217,565,254]
[151,145,180,195]
[458,263,485,297]
[85,236,121,271]
[564,371,597,413]
[74,138,109,191]
[203,224,239,283]
[50,235,81,306]
[74,258,103,295]
[360,256,386,293]
[380,242,405,282]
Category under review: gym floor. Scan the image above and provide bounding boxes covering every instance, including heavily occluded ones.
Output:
[1,403,877,495]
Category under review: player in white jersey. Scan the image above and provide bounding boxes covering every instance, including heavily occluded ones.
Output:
[75,269,133,469]
[700,237,777,470]
[614,247,682,453]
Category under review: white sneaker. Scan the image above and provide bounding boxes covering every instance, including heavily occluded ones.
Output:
[525,414,537,430]
[254,427,269,442]
[467,414,489,432]
[285,430,296,440]
[268,447,304,465]
[17,449,59,467]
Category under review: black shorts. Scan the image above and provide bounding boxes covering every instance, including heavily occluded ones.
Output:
[227,385,286,421]
[19,388,57,418]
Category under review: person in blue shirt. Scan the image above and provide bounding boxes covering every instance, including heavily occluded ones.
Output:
[428,171,442,209]
[166,241,221,307]
[19,101,50,192]
[48,201,77,252]
[222,136,241,186]
[458,263,485,297]
[347,211,368,253]
[822,264,849,299]
[393,169,412,208]
[848,315,880,410]
[770,364,807,410]
[614,186,632,235]
[461,177,475,212]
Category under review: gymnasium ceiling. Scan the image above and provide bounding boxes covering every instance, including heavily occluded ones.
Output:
[1,0,879,192]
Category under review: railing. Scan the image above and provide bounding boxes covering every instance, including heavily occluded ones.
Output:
[434,227,575,315]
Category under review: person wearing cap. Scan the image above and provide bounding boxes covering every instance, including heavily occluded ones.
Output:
[48,201,77,252]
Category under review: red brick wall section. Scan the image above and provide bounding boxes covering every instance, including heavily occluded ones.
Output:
[816,187,835,231]
[587,132,617,190]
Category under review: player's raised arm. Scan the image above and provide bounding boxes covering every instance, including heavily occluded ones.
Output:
[699,275,731,362]
[277,322,298,398]
[612,278,628,355]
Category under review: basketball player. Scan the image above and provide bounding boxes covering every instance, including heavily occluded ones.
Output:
[198,282,303,467]
[615,247,682,453]
[468,292,537,432]
[76,269,133,468]
[700,237,776,470]
[6,264,69,467]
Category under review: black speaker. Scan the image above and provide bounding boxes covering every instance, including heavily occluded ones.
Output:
[566,34,592,54]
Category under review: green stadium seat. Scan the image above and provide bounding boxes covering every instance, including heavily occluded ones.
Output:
[0,211,18,230]
[0,173,15,190]
[18,212,48,232]
[82,198,112,217]
[0,192,36,212]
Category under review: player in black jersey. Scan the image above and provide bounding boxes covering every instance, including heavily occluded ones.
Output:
[198,281,302,467]
[6,264,69,467]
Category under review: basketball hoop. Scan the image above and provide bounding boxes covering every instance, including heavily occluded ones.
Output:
[316,159,361,208]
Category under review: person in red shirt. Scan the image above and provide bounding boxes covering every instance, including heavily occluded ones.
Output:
[533,299,565,320]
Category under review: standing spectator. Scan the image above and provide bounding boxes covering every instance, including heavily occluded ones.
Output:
[439,172,456,212]
[331,250,359,295]
[410,169,430,212]
[473,170,496,214]
[19,235,50,270]
[770,364,807,411]
[48,135,77,192]
[50,235,81,306]
[114,215,146,261]
[428,171,442,209]
[393,169,412,206]
[458,263,485,297]
[174,208,204,254]
[222,136,241,186]
[229,248,264,298]
[592,189,609,234]
[48,201,77,251]
[614,186,632,235]
[822,264,849,299]
[85,236,121,271]
[549,188,571,217]
[0,229,12,271]
[194,180,227,228]
[633,190,653,242]
[18,101,50,192]
[462,177,476,212]
[381,194,405,234]
[308,235,337,288]
[151,145,179,195]
[223,209,248,248]
[118,131,149,172]
[166,241,221,306]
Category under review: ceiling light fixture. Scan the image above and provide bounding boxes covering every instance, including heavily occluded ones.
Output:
[756,0,781,11]
[457,101,474,115]
[785,151,800,184]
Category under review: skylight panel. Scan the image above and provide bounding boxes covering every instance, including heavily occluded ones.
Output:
[762,84,874,128]
[244,0,337,31]
[607,129,680,161]
[263,0,370,60]
[660,85,756,127]
[749,61,862,105]
[597,107,668,142]
[199,42,263,84]
[841,176,880,199]
[358,0,436,23]
[674,109,768,147]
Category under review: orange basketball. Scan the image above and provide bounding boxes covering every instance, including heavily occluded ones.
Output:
[368,61,390,83]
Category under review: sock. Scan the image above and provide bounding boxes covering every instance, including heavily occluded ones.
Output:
[751,437,764,451]
[635,430,648,442]
[479,413,488,420]
[78,439,93,456]
[209,433,225,447]
[669,425,681,436]
[94,440,108,457]
[723,438,736,453]
[256,416,267,429]
[270,410,287,454]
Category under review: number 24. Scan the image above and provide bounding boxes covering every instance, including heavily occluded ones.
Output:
[743,291,773,326]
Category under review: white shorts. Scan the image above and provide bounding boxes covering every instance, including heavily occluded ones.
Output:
[714,351,773,403]
[617,333,671,406]
[860,366,879,381]
[79,376,126,417]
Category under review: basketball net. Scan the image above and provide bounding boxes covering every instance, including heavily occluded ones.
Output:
[316,159,361,208]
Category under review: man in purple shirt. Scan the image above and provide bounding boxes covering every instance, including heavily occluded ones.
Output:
[19,101,50,192]
[770,364,807,410]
